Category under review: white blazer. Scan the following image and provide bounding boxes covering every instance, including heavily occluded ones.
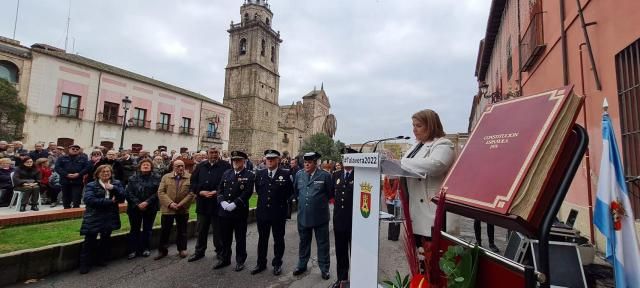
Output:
[401,137,460,237]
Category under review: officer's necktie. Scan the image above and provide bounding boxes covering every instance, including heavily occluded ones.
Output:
[345,172,349,180]
[269,171,273,178]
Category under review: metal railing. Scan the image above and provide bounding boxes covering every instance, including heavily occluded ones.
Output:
[229,19,279,36]
[57,106,83,119]
[129,118,151,129]
[179,126,194,135]
[156,123,174,132]
[205,131,221,139]
[97,112,123,125]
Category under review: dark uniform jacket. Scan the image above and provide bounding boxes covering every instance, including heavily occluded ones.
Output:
[28,150,50,161]
[89,158,124,182]
[331,170,355,232]
[80,180,125,235]
[294,169,333,227]
[55,155,91,185]
[191,160,231,215]
[118,156,137,182]
[125,172,160,214]
[217,168,255,218]
[255,168,293,221]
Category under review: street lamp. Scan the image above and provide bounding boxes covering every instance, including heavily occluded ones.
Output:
[119,96,132,152]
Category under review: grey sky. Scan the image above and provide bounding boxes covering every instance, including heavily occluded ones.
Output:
[1,0,491,145]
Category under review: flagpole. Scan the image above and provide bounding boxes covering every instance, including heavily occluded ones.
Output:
[12,0,20,39]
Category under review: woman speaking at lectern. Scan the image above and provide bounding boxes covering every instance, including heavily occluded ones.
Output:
[401,109,459,247]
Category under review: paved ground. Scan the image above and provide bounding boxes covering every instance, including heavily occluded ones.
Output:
[5,213,509,288]
[6,212,612,287]
[0,200,68,216]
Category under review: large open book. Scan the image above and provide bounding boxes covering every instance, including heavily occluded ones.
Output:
[439,86,583,232]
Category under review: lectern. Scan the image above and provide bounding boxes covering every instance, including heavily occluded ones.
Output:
[343,153,426,288]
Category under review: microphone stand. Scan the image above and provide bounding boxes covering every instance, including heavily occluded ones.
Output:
[372,136,408,152]
[359,140,378,153]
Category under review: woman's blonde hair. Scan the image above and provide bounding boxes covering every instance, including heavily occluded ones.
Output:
[94,164,113,180]
[412,109,445,141]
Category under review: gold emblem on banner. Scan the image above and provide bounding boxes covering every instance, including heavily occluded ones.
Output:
[359,182,373,218]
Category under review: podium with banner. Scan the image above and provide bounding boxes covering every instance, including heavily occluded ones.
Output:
[343,152,382,288]
[343,153,426,287]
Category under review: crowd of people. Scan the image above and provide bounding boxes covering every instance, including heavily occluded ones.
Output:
[0,108,459,287]
[0,140,308,210]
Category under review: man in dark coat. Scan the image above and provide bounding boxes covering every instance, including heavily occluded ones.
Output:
[118,151,137,186]
[213,151,255,272]
[251,149,293,276]
[292,152,333,280]
[89,150,124,182]
[188,147,231,262]
[55,144,91,208]
[331,164,355,288]
[28,142,50,161]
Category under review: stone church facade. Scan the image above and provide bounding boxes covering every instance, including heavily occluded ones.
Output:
[224,0,337,158]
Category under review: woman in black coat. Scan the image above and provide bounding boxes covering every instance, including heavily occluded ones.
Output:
[12,157,41,212]
[79,164,125,274]
[125,158,161,259]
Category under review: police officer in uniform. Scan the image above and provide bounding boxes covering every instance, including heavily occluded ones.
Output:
[331,153,355,288]
[251,149,293,276]
[213,151,255,272]
[292,152,333,280]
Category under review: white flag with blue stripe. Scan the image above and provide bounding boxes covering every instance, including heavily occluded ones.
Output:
[594,113,640,288]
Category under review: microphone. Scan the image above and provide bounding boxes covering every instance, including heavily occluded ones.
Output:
[372,136,408,153]
[359,136,405,153]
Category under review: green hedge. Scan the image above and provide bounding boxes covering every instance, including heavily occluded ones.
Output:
[0,195,258,254]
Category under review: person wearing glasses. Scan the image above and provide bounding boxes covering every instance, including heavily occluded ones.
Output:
[155,160,194,260]
[55,144,91,209]
[78,164,125,274]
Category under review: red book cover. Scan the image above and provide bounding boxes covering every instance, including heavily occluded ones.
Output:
[441,86,575,215]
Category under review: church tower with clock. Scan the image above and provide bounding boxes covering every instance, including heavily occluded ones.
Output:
[223,0,282,157]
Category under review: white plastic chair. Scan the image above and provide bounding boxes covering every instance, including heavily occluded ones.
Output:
[8,171,43,211]
[8,172,23,210]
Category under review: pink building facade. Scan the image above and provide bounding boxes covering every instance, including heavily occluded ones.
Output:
[470,0,640,247]
[16,43,230,152]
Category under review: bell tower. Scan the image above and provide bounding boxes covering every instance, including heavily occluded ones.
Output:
[223,0,283,157]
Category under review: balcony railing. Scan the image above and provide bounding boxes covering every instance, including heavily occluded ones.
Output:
[57,105,83,119]
[129,118,151,129]
[97,112,123,125]
[156,123,174,132]
[520,6,546,72]
[206,131,221,139]
[179,126,194,135]
[229,19,280,37]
